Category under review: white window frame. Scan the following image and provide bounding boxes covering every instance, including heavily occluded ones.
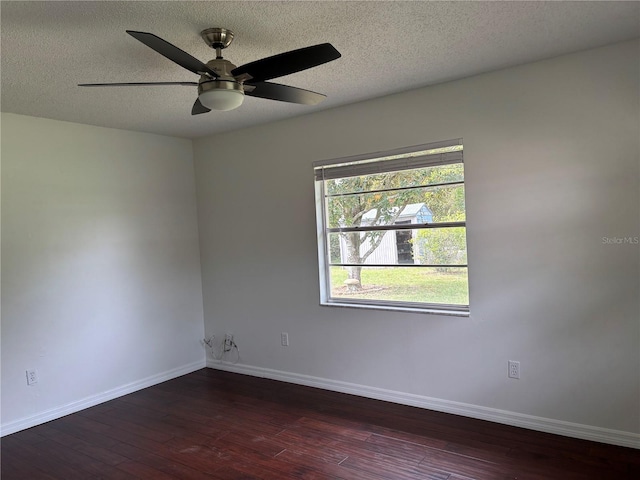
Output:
[313,139,469,316]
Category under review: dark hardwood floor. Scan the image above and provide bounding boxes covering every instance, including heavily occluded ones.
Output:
[1,368,638,479]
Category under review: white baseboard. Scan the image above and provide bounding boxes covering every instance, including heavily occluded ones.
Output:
[207,360,640,449]
[1,359,206,437]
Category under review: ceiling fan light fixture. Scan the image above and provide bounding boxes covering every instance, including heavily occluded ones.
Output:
[198,80,244,111]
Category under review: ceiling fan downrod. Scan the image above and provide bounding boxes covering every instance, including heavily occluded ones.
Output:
[200,27,234,59]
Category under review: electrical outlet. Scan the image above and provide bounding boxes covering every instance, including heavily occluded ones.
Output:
[26,369,38,385]
[508,360,520,379]
[281,332,289,346]
[224,334,234,352]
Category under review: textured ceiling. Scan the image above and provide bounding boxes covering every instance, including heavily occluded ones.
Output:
[2,1,639,139]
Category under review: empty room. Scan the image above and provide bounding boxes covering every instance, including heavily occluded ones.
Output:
[1,1,639,478]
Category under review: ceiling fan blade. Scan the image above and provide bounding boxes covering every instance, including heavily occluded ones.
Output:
[245,82,326,105]
[78,82,198,87]
[126,30,218,77]
[232,43,340,83]
[192,98,211,115]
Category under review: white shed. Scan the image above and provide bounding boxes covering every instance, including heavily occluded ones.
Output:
[339,203,433,265]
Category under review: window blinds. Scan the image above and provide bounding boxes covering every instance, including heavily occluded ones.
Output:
[313,139,463,181]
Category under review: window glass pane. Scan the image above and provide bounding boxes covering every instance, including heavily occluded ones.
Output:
[414,227,467,265]
[324,163,464,196]
[326,184,466,228]
[328,227,467,266]
[329,266,469,306]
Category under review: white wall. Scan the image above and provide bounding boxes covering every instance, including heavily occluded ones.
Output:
[193,40,639,443]
[1,114,205,433]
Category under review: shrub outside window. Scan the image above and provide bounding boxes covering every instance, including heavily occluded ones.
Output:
[313,139,469,315]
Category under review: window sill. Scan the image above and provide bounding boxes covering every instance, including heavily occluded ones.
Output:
[320,300,470,317]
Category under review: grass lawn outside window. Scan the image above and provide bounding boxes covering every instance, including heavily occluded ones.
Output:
[329,266,469,305]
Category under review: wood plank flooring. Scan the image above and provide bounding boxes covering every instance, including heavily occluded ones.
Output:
[1,368,638,479]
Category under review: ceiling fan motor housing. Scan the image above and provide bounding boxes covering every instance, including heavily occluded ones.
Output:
[198,58,244,94]
[204,58,237,79]
[198,77,243,96]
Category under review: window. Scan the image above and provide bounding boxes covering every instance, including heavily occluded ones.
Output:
[314,139,468,315]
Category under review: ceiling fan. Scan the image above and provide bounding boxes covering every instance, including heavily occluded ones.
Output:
[79,28,341,114]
